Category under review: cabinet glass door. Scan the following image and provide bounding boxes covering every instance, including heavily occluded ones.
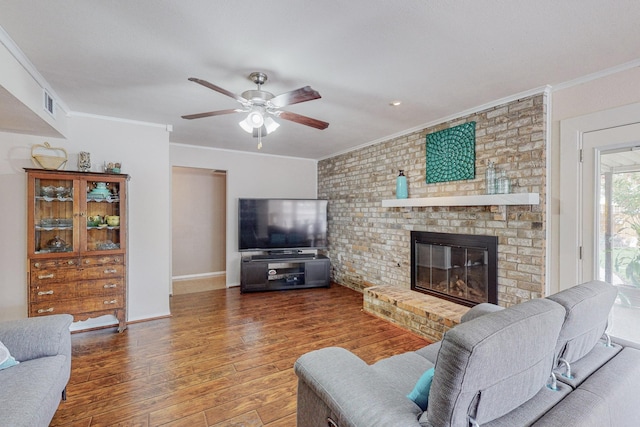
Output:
[84,179,123,252]
[33,177,76,255]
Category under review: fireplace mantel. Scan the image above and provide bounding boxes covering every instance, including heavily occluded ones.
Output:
[381,193,539,208]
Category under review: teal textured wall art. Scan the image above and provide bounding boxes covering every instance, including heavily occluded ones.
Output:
[425,122,476,183]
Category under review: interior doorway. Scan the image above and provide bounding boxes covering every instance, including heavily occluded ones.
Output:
[171,166,227,294]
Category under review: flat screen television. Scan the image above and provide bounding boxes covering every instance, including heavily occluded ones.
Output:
[238,198,328,252]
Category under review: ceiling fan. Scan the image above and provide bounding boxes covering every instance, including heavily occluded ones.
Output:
[182,72,329,145]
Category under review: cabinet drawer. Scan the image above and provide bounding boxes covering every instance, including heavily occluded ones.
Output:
[81,255,124,266]
[30,295,124,316]
[30,282,75,302]
[30,278,124,302]
[30,263,124,284]
[77,279,124,297]
[30,255,124,282]
[81,264,124,280]
[30,266,81,284]
[31,258,80,269]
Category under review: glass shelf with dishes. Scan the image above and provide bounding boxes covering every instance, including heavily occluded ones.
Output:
[36,196,74,202]
[85,180,123,252]
[87,197,120,203]
[32,177,75,255]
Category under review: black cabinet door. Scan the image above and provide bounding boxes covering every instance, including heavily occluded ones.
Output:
[241,261,268,291]
[305,259,330,287]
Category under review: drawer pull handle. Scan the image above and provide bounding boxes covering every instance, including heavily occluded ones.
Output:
[85,259,91,264]
[38,290,54,296]
[67,260,75,265]
[103,284,117,289]
[104,269,118,274]
[34,262,40,268]
[104,299,117,305]
[38,273,55,279]
[37,307,54,313]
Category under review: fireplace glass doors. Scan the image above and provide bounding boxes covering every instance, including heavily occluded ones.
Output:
[411,231,497,307]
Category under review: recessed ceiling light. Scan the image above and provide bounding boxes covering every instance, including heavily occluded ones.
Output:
[390,100,402,106]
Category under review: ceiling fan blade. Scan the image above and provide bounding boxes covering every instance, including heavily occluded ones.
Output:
[270,86,321,108]
[181,108,242,120]
[277,111,329,130]
[188,77,247,103]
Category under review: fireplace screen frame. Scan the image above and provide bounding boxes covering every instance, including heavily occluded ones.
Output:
[410,231,498,307]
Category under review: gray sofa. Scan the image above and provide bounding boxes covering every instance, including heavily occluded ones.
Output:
[0,314,73,427]
[295,280,640,426]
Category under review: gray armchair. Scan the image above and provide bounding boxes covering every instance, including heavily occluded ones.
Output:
[0,314,72,427]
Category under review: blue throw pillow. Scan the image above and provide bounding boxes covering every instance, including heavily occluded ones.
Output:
[407,367,435,410]
[0,356,19,370]
[0,341,19,370]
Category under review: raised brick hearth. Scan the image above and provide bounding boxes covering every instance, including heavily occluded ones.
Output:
[363,285,470,342]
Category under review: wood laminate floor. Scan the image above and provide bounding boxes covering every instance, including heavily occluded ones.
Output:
[51,284,430,426]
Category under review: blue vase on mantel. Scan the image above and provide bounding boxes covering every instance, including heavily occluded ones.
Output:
[396,170,408,199]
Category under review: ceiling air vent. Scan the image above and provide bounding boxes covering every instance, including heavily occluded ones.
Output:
[43,89,55,117]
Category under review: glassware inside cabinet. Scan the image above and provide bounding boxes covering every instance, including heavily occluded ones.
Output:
[34,177,74,254]
[86,180,122,251]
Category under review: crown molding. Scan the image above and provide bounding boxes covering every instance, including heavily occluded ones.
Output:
[319,85,552,161]
[550,59,640,92]
[169,141,319,163]
[68,111,170,130]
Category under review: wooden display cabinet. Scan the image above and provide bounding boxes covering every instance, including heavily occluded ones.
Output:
[25,168,128,332]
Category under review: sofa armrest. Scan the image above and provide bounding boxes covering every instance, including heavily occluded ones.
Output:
[295,347,423,427]
[611,335,640,350]
[0,314,72,362]
[460,302,504,323]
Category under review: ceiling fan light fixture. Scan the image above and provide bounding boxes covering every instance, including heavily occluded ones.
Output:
[247,111,264,128]
[264,116,280,134]
[239,110,266,133]
[240,114,280,136]
[238,118,253,133]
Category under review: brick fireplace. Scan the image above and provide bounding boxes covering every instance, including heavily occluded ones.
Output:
[319,93,547,308]
[411,231,498,307]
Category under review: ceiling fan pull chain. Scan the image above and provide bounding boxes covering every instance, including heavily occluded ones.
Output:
[257,127,263,150]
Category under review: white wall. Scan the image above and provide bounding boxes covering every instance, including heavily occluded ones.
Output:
[549,66,640,293]
[0,115,171,324]
[0,134,32,319]
[170,144,318,286]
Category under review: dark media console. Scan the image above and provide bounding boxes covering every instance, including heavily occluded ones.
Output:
[240,254,330,293]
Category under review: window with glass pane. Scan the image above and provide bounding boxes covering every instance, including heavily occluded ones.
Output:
[598,149,640,343]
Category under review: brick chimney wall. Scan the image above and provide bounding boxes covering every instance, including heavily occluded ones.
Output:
[318,93,547,306]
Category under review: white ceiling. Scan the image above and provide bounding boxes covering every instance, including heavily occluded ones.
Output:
[1,1,640,160]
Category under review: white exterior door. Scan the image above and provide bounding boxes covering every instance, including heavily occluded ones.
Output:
[559,103,640,290]
[559,103,640,343]
[581,123,640,282]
